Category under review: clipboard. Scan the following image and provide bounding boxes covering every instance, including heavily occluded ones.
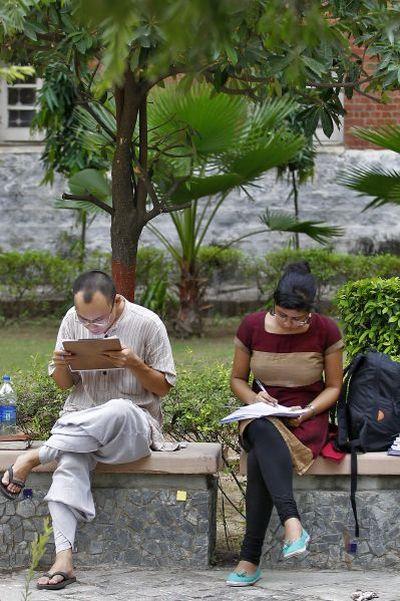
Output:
[62,338,123,371]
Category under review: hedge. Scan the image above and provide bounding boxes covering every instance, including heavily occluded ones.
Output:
[337,277,400,359]
[260,248,400,303]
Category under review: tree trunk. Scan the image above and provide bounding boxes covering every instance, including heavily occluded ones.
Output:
[79,210,87,270]
[112,256,137,302]
[175,260,205,337]
[291,170,300,250]
[111,70,144,301]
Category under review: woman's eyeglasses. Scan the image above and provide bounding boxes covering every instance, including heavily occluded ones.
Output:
[270,309,311,327]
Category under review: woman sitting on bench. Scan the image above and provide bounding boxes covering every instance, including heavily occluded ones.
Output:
[226,261,344,587]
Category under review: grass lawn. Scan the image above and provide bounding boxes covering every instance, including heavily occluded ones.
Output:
[0,317,237,375]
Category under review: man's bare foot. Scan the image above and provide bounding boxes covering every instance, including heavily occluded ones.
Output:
[233,560,259,575]
[284,517,303,543]
[37,549,75,587]
[1,448,40,494]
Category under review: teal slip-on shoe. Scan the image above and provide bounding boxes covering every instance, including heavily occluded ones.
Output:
[282,528,310,559]
[226,567,262,587]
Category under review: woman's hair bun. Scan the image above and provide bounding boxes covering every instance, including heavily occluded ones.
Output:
[283,261,311,276]
[273,260,316,311]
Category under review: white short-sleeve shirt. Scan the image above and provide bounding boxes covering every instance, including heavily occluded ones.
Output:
[49,298,176,450]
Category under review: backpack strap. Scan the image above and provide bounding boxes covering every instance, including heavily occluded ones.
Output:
[334,354,367,450]
[344,353,366,379]
[350,441,360,539]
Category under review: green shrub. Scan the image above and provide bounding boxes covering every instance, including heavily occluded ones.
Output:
[84,250,111,273]
[197,246,245,278]
[15,357,240,444]
[0,250,77,302]
[136,246,173,287]
[337,277,400,359]
[163,360,239,449]
[14,358,68,439]
[261,248,400,303]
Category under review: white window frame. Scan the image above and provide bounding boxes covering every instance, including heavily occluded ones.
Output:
[314,91,344,146]
[0,76,43,143]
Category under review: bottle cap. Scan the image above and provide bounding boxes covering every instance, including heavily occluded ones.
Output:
[2,375,11,382]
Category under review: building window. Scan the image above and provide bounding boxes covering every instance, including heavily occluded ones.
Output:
[0,76,43,143]
[315,118,344,146]
[314,91,344,146]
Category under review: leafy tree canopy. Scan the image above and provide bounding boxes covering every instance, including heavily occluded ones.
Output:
[1,0,399,299]
[1,1,399,121]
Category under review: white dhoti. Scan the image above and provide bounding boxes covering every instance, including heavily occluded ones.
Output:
[38,398,151,553]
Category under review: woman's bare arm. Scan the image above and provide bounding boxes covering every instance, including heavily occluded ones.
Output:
[311,349,343,413]
[230,347,278,405]
[287,349,343,427]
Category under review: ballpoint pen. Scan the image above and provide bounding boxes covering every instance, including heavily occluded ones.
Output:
[254,378,278,406]
[254,378,267,392]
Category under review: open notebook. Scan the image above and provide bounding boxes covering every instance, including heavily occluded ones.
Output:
[221,401,308,424]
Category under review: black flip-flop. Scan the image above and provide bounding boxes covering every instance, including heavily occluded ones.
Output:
[0,465,25,500]
[37,571,77,590]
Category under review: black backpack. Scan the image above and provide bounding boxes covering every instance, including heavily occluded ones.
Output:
[334,351,400,538]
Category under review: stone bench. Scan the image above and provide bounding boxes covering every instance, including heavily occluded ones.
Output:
[0,442,222,570]
[240,451,400,570]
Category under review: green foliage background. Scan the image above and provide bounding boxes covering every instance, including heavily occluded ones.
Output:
[337,277,400,360]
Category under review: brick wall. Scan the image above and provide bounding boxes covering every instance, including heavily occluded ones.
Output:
[344,90,400,148]
[343,45,400,148]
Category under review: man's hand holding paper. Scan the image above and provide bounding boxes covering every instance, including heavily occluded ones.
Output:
[52,349,74,367]
[102,345,139,369]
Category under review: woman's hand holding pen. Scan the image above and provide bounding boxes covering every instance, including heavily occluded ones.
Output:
[253,379,278,406]
[254,390,279,405]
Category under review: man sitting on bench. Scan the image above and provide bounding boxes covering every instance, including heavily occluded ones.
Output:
[1,270,176,590]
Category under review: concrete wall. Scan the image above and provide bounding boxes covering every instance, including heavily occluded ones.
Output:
[1,146,400,257]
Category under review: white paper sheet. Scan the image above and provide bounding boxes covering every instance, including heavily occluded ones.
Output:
[221,401,308,424]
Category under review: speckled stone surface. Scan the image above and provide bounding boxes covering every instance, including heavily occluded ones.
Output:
[2,470,400,571]
[1,149,400,256]
[0,473,218,569]
[1,566,399,601]
[261,475,400,570]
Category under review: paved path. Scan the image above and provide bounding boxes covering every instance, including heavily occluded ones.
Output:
[0,567,398,601]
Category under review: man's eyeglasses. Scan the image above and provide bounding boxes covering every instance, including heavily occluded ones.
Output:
[75,299,115,328]
[270,308,311,327]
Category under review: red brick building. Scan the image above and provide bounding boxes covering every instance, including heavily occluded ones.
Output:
[344,90,400,149]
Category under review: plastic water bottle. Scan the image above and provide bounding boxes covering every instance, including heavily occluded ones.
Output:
[0,375,17,435]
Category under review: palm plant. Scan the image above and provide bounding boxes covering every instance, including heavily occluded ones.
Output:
[340,124,400,211]
[276,117,316,249]
[144,88,342,334]
[54,168,113,268]
[64,83,342,332]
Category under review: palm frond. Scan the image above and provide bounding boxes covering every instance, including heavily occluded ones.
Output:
[163,132,304,205]
[54,198,106,214]
[339,165,400,209]
[229,134,304,180]
[68,168,112,202]
[261,209,344,245]
[351,124,400,154]
[238,97,298,150]
[165,172,243,205]
[148,83,247,157]
[73,105,115,157]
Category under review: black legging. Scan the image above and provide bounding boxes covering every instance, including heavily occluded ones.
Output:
[239,418,300,565]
